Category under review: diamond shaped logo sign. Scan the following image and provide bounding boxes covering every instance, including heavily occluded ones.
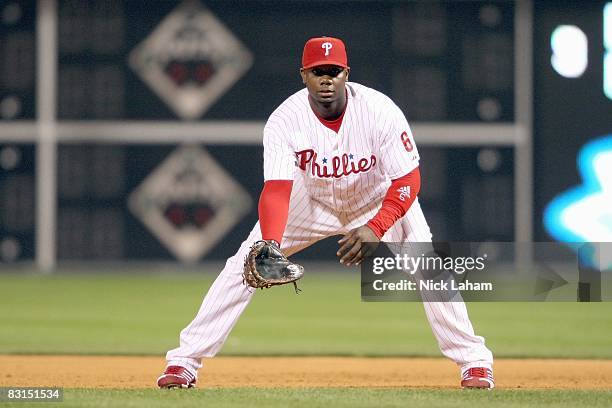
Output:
[129,0,253,119]
[129,145,252,263]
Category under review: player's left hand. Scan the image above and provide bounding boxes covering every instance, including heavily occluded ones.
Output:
[337,225,380,266]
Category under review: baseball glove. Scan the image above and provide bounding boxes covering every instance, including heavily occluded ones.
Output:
[243,240,304,293]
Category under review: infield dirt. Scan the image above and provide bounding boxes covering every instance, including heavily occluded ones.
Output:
[1,356,611,389]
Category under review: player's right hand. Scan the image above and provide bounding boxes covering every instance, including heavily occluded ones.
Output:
[337,225,380,266]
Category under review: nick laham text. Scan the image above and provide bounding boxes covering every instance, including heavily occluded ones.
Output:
[372,279,493,291]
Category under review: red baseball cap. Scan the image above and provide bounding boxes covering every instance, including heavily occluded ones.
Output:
[302,37,349,69]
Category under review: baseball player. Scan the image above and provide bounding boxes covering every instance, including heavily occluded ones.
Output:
[157,37,494,389]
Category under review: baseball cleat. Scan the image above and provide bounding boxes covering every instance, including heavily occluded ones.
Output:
[157,365,197,389]
[461,367,495,389]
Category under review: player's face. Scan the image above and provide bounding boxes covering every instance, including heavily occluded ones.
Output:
[300,65,350,105]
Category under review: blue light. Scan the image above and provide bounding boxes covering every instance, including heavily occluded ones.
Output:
[544,135,612,270]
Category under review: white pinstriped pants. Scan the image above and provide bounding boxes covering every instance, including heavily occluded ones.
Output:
[166,180,493,374]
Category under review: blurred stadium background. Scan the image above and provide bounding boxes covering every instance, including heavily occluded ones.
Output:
[1,0,610,271]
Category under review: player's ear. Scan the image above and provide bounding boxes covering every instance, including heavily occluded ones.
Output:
[344,67,350,80]
[299,68,306,84]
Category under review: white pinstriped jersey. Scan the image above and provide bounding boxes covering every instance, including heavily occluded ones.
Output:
[263,82,420,213]
[165,88,493,375]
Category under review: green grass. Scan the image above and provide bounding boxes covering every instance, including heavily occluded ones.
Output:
[0,270,611,358]
[3,388,612,408]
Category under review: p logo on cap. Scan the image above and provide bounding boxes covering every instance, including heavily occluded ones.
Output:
[302,37,348,69]
[322,41,333,56]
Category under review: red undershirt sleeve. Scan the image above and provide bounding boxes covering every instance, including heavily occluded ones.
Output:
[258,180,293,245]
[366,167,421,239]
